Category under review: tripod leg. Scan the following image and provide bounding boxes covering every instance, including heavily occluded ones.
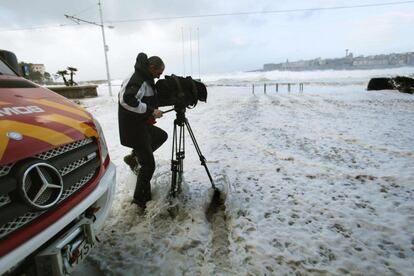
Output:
[170,123,185,197]
[184,119,216,189]
[177,125,185,193]
[170,123,178,197]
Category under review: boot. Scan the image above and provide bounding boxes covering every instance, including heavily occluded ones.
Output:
[123,152,139,175]
[131,197,146,209]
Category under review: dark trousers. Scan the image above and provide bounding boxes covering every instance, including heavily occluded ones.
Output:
[133,124,168,205]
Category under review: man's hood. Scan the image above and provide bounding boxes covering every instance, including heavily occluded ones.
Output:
[134,52,153,82]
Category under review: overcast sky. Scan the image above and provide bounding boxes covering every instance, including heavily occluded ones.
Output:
[1,0,413,81]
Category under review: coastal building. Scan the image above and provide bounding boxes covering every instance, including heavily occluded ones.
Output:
[263,52,414,71]
[30,63,45,75]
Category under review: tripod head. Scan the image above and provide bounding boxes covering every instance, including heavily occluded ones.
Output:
[174,106,187,126]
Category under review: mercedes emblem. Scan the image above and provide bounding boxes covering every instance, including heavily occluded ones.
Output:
[7,131,23,141]
[20,162,63,210]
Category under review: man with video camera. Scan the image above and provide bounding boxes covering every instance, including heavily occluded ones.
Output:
[118,52,167,209]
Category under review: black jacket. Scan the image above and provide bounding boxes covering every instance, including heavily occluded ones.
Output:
[118,53,158,148]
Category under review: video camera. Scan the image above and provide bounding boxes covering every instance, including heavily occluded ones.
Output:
[156,75,207,110]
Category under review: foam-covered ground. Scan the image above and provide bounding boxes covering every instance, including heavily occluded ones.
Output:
[74,70,414,275]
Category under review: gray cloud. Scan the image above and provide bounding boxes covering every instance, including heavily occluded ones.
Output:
[1,0,413,80]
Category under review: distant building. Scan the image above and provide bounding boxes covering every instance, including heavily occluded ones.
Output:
[353,56,388,66]
[30,64,45,75]
[262,51,414,71]
[263,63,282,71]
[283,60,310,69]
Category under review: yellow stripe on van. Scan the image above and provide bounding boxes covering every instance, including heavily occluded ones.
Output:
[39,114,98,138]
[0,134,9,161]
[0,101,10,106]
[26,99,91,120]
[0,120,74,145]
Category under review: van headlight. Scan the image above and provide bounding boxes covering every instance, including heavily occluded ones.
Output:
[93,118,109,162]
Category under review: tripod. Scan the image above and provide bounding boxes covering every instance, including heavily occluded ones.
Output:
[170,108,216,197]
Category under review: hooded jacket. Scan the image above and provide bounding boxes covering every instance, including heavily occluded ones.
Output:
[118,53,159,148]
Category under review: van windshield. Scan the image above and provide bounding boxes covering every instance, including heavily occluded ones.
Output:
[0,59,18,76]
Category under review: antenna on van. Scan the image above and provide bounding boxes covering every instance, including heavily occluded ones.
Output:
[181,27,186,76]
[189,27,193,76]
[197,27,201,80]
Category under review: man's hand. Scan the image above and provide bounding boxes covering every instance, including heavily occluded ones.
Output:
[152,109,163,118]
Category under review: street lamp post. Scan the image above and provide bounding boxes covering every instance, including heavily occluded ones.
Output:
[64,0,113,96]
[98,0,112,96]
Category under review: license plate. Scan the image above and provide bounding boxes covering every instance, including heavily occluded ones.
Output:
[71,237,95,266]
[35,217,97,276]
